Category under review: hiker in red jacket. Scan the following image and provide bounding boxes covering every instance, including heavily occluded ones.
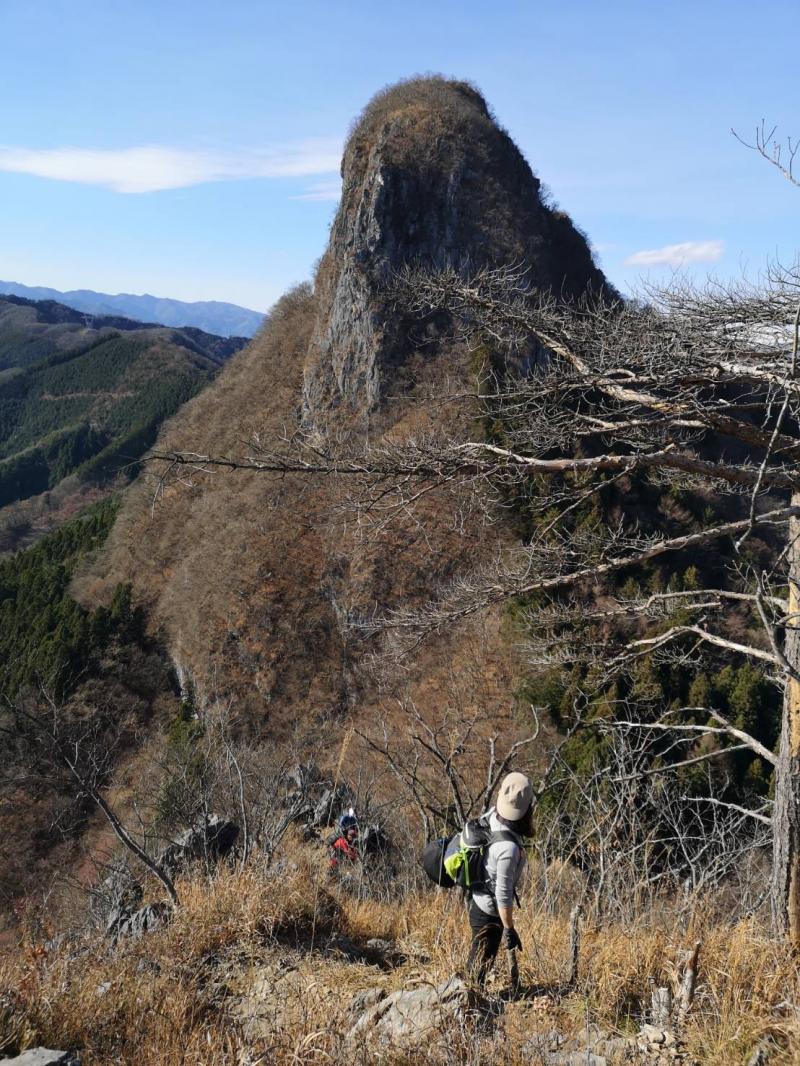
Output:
[328,809,359,871]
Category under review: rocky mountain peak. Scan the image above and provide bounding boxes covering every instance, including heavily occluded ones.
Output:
[303,75,611,428]
[88,77,613,729]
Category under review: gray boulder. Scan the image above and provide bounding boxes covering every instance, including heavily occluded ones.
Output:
[158,813,239,874]
[348,987,387,1015]
[521,1025,639,1065]
[283,764,355,831]
[347,976,475,1050]
[106,900,172,940]
[0,1051,80,1065]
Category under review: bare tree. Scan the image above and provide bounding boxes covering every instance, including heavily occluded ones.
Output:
[357,698,541,839]
[146,133,800,944]
[550,723,771,923]
[6,691,179,907]
[376,260,800,942]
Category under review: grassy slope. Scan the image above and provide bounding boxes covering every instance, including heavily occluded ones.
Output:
[0,838,794,1065]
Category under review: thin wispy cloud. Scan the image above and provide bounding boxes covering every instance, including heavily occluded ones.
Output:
[291,180,342,202]
[0,140,342,194]
[625,240,724,268]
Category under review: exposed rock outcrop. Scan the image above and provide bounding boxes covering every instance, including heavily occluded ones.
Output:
[158,813,239,875]
[283,763,355,831]
[520,1022,692,1065]
[106,900,171,941]
[346,976,479,1051]
[102,814,239,939]
[0,1051,80,1065]
[304,76,611,430]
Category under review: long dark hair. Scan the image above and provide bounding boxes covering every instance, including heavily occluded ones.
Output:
[497,803,534,839]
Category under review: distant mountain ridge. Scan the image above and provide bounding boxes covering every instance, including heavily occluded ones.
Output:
[0,280,265,338]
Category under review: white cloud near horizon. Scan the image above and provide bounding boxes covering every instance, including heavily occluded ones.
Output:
[625,240,724,268]
[0,140,342,193]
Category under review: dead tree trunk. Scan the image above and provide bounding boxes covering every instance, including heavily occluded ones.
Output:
[566,904,581,987]
[771,496,800,947]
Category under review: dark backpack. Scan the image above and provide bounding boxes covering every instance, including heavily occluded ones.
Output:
[421,815,519,891]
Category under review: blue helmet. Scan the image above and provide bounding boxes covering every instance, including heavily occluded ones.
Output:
[338,807,358,832]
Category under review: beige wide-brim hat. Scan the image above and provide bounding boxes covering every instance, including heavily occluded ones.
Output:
[496,771,533,821]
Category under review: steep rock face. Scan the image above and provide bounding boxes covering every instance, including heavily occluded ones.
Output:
[303,77,609,428]
[89,77,609,753]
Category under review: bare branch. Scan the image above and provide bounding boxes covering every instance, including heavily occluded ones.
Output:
[624,624,781,670]
[684,795,772,826]
[733,120,800,188]
[612,710,777,766]
[608,744,753,784]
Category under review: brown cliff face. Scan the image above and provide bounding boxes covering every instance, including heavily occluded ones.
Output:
[303,77,610,429]
[87,77,610,751]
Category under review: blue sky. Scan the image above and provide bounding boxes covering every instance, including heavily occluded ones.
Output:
[1,0,798,312]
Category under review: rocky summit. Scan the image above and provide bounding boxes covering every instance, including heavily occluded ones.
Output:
[304,77,610,428]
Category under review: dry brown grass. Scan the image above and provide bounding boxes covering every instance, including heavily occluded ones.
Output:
[2,838,798,1065]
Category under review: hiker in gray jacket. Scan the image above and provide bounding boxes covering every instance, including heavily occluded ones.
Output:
[467,771,532,984]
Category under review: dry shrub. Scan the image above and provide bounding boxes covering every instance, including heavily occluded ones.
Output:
[345,75,494,157]
[0,842,348,1065]
[577,920,668,1022]
[165,850,340,955]
[684,920,797,1064]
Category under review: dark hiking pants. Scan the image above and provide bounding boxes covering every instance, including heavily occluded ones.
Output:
[466,898,503,984]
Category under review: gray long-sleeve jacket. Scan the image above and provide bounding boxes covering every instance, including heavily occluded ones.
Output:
[470,808,527,917]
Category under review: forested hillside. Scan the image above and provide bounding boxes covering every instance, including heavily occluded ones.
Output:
[0,498,125,697]
[0,295,246,552]
[0,498,179,913]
